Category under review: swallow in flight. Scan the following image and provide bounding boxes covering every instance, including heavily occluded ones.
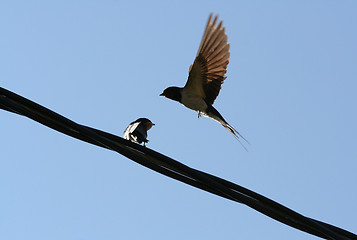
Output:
[160,14,248,148]
[123,118,155,146]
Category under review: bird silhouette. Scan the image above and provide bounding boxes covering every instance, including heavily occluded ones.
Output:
[160,14,248,149]
[123,118,155,146]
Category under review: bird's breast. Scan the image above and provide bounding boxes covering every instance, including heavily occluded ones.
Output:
[181,91,207,112]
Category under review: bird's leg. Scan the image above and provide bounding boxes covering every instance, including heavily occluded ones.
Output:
[198,111,201,118]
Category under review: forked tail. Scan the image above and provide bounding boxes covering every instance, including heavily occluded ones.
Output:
[205,105,249,151]
[222,122,249,151]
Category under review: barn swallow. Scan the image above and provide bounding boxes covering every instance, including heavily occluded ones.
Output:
[160,14,248,148]
[123,118,155,146]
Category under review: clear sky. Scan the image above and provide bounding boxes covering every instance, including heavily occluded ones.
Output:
[1,1,356,239]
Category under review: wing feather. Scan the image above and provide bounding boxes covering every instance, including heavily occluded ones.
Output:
[184,14,230,105]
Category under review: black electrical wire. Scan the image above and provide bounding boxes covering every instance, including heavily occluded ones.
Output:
[1,87,355,240]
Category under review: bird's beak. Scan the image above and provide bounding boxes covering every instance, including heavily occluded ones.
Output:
[152,123,155,126]
[159,93,164,96]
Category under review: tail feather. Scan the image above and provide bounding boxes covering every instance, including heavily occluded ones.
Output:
[222,122,249,151]
[205,105,249,150]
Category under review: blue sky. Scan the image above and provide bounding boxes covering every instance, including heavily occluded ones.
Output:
[1,1,356,239]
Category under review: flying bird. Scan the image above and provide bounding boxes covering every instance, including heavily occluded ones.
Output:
[123,118,155,146]
[160,14,248,148]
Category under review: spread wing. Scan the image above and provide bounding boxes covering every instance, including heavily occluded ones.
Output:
[184,14,230,105]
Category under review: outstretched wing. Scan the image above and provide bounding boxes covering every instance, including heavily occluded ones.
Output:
[184,14,230,105]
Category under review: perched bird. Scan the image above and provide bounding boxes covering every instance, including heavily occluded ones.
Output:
[160,14,248,148]
[123,118,155,146]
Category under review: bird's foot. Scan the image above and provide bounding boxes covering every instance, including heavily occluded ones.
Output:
[198,111,202,118]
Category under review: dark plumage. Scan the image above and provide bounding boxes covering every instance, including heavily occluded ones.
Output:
[123,118,155,146]
[160,14,248,149]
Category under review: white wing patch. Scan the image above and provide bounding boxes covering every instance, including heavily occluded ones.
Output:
[123,122,141,143]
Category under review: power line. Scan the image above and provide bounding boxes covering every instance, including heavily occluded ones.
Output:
[1,87,355,240]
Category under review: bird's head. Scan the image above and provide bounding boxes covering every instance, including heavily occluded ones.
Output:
[160,87,182,102]
[145,120,155,130]
[137,118,155,131]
